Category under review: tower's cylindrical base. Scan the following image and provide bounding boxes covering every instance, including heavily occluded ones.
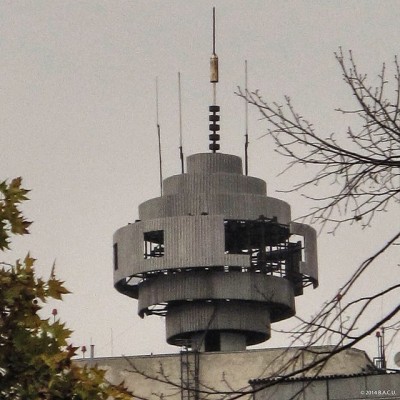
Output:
[166,301,271,350]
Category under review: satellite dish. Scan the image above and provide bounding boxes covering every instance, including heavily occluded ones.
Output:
[394,352,400,367]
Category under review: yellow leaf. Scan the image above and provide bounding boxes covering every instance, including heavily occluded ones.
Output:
[24,253,36,272]
[47,277,71,300]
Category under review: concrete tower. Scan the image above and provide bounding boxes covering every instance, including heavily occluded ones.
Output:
[113,151,318,352]
[113,9,318,353]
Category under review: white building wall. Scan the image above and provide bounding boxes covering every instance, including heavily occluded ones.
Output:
[75,346,377,400]
[254,374,400,400]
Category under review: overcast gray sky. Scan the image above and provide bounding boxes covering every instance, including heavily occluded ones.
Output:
[1,1,399,364]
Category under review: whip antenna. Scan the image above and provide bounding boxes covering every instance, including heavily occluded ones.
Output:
[155,77,163,195]
[244,60,249,175]
[178,72,184,173]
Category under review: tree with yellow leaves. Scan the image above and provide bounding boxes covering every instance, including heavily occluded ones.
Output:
[0,178,132,399]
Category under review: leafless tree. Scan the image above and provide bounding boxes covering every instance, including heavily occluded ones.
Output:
[233,48,400,398]
[238,48,400,233]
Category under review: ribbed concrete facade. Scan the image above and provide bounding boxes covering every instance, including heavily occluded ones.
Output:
[113,152,318,351]
[75,347,389,400]
[252,372,400,400]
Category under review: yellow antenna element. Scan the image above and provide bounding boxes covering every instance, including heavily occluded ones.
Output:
[210,54,219,83]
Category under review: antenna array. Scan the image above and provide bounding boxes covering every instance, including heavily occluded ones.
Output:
[209,7,221,153]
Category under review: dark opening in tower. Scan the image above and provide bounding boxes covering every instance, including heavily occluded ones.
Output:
[143,230,164,259]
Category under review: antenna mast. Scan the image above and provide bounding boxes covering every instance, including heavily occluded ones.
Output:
[178,72,184,173]
[156,77,163,195]
[244,60,249,175]
[209,7,220,152]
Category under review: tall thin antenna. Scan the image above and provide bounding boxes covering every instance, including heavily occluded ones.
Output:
[178,72,184,174]
[211,7,217,105]
[212,7,216,55]
[209,7,221,153]
[244,60,249,175]
[110,328,114,357]
[156,77,163,195]
[90,337,94,364]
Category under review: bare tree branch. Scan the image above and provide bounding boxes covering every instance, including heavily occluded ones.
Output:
[236,48,400,233]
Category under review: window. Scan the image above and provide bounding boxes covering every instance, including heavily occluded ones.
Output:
[143,230,164,259]
[113,243,118,271]
[224,218,297,274]
[224,219,249,255]
[204,332,220,352]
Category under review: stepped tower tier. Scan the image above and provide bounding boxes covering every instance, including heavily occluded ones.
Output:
[113,152,318,352]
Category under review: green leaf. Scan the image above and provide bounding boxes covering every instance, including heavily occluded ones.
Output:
[47,277,71,300]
